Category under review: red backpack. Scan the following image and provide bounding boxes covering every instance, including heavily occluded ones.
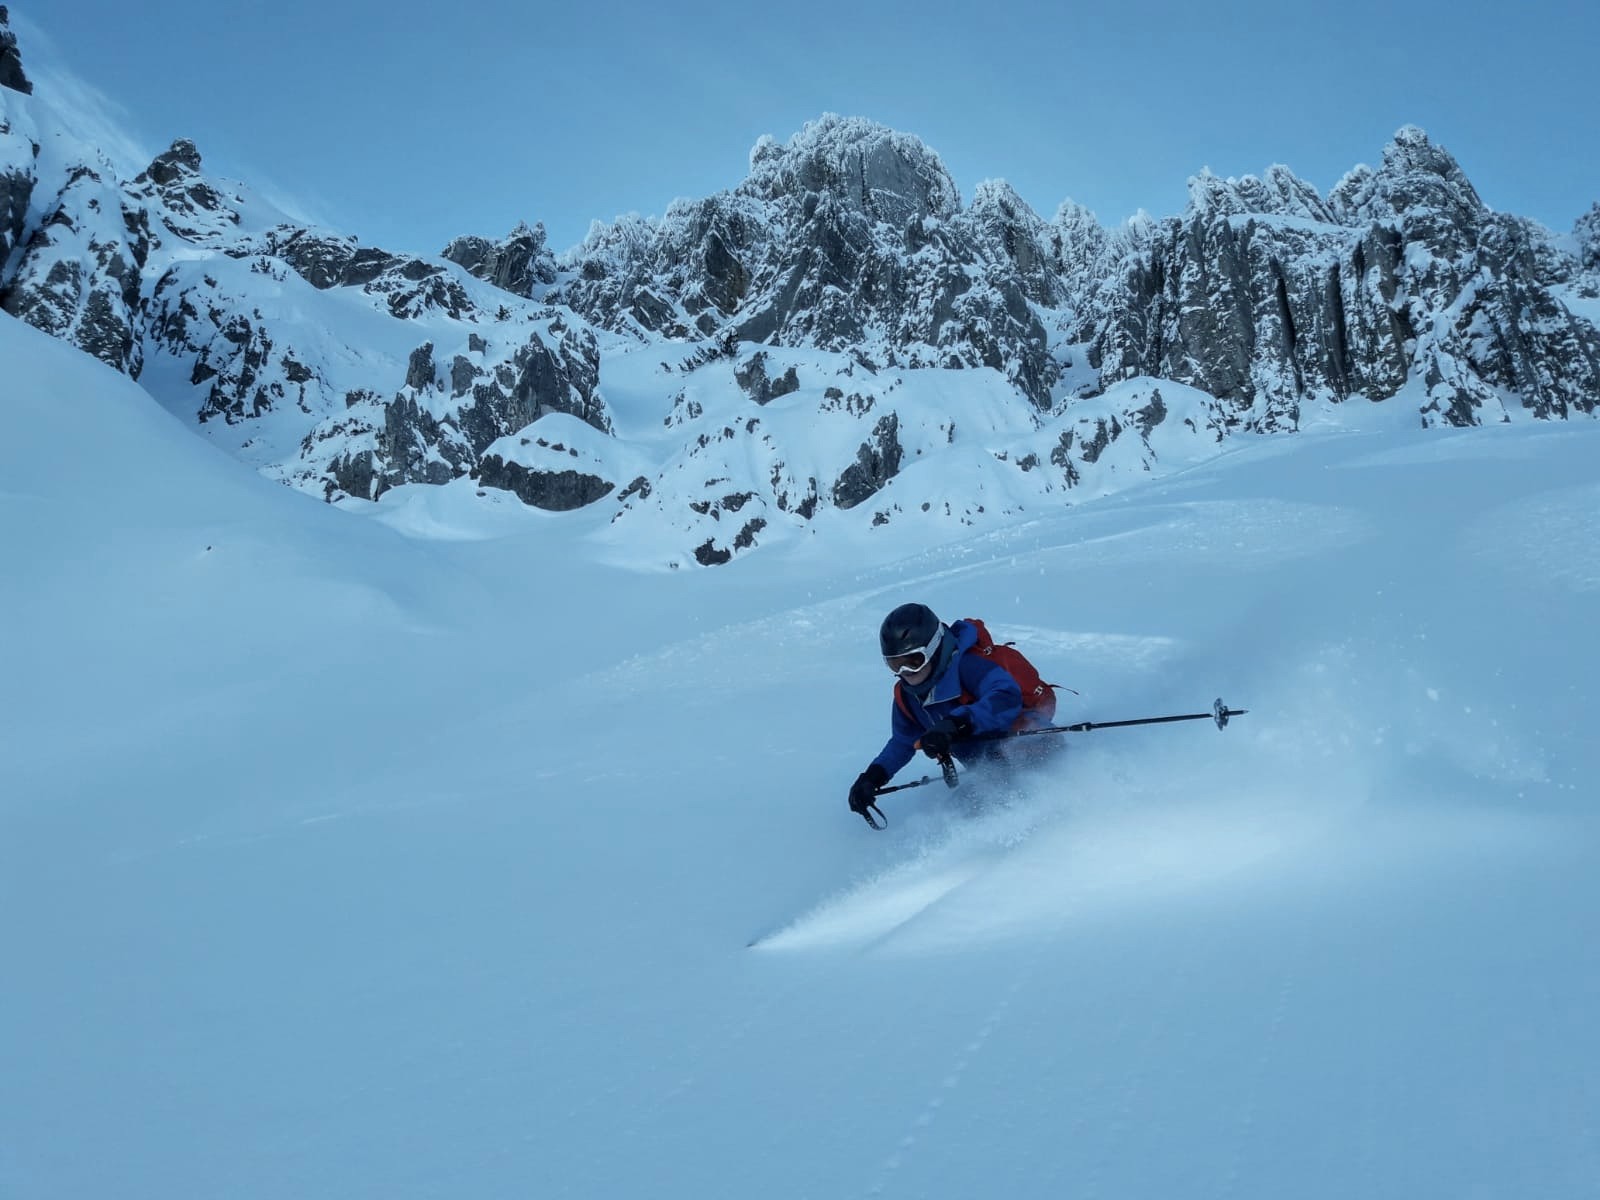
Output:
[895,617,1058,727]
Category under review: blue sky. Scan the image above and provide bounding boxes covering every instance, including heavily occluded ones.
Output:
[14,0,1599,257]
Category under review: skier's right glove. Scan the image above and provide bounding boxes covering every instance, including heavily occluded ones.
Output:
[848,763,891,814]
[919,714,972,759]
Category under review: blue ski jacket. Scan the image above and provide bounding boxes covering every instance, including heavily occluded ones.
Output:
[871,619,1023,779]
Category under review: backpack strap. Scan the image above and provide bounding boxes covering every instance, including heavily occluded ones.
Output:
[893,680,914,723]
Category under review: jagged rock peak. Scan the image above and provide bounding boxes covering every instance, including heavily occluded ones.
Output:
[126,138,244,242]
[1049,198,1116,257]
[1053,198,1101,227]
[1326,163,1375,216]
[970,178,1036,218]
[1184,163,1331,222]
[1326,127,1488,226]
[1379,125,1474,187]
[0,5,33,94]
[969,179,1054,251]
[742,113,961,224]
[1243,164,1334,221]
[1185,168,1246,218]
[137,139,205,187]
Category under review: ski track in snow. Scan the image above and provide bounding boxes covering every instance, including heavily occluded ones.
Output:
[1075,917,1207,1200]
[866,968,1034,1196]
[1215,939,1300,1199]
[842,775,1316,1195]
[859,793,1101,1197]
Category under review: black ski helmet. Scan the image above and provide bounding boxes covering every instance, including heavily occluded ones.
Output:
[879,602,942,658]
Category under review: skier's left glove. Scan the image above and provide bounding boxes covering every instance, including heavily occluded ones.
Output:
[849,763,891,814]
[920,714,973,758]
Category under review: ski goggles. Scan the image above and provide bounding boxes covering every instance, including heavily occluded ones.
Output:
[884,627,943,677]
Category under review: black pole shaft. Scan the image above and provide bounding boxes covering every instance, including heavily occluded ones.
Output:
[870,702,1248,800]
[873,773,947,795]
[1018,708,1246,736]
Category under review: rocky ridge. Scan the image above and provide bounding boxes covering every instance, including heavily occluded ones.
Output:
[2,13,1597,566]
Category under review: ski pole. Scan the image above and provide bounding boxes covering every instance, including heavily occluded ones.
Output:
[1015,696,1247,737]
[864,699,1248,823]
[859,754,960,826]
[871,754,961,797]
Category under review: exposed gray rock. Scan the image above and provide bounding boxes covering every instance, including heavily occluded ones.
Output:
[1086,128,1600,430]
[313,324,609,501]
[191,313,285,422]
[212,225,478,320]
[556,115,1061,409]
[145,264,331,423]
[693,516,767,566]
[832,412,902,508]
[476,456,614,510]
[405,342,436,391]
[255,228,361,290]
[316,393,468,500]
[733,350,800,404]
[442,221,558,298]
[450,353,480,397]
[128,140,241,242]
[2,164,148,373]
[1575,203,1600,292]
[966,180,1070,308]
[1451,214,1600,420]
[0,7,32,95]
[0,160,32,275]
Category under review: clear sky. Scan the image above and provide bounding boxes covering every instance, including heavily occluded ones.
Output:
[13,0,1599,258]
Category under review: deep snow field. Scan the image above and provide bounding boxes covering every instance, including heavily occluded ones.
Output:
[4,312,1597,1198]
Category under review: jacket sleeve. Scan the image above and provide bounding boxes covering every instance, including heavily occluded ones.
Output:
[954,654,1023,735]
[870,695,922,778]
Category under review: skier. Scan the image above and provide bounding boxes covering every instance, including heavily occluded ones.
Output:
[847,602,1057,819]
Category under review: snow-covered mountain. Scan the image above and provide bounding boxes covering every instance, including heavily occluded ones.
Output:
[7,14,1600,1195]
[2,10,1597,568]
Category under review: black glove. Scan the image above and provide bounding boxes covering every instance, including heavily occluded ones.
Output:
[920,714,973,759]
[848,763,891,813]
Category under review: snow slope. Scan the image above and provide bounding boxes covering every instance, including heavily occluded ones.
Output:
[3,309,1598,1198]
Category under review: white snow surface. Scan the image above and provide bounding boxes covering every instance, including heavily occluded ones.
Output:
[3,310,1598,1198]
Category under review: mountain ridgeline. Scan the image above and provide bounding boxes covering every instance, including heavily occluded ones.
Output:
[3,11,1598,564]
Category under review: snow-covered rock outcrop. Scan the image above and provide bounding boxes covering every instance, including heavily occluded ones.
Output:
[1086,128,1600,429]
[552,115,1061,411]
[3,11,1598,566]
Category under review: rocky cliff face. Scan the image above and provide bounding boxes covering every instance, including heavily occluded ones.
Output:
[0,20,608,510]
[1573,202,1600,289]
[3,13,1598,566]
[1085,129,1600,429]
[551,116,1062,411]
[2,159,149,373]
[549,119,1598,448]
[0,7,30,96]
[442,220,558,299]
